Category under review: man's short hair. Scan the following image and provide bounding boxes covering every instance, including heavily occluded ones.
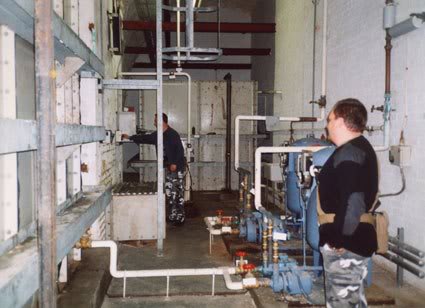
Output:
[333,98,367,132]
[155,113,168,124]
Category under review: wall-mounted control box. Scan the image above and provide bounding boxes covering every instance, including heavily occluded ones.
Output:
[389,145,411,167]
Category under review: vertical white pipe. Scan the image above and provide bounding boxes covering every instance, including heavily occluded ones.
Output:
[212,274,216,295]
[156,0,164,255]
[321,0,327,97]
[177,0,181,66]
[166,275,170,297]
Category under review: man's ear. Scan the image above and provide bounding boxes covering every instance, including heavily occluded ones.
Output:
[336,117,346,129]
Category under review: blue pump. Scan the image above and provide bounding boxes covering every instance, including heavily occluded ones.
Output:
[236,137,336,296]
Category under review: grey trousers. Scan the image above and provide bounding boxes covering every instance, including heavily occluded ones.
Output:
[320,244,370,308]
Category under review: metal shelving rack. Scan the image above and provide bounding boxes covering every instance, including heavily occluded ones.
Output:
[0,1,108,306]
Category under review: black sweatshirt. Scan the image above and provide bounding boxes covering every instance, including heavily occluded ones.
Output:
[130,127,185,171]
[318,135,378,257]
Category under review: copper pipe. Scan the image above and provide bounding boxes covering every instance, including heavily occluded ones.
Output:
[246,193,252,211]
[224,73,232,191]
[268,221,273,264]
[262,229,268,266]
[299,117,319,122]
[273,240,279,264]
[243,175,248,191]
[385,31,392,94]
[239,187,244,202]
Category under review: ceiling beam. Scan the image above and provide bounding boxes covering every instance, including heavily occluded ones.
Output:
[125,46,271,56]
[133,62,252,70]
[123,21,276,33]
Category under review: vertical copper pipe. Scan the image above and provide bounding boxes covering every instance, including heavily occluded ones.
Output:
[385,31,392,94]
[35,0,57,306]
[267,220,273,264]
[273,240,279,264]
[262,229,268,267]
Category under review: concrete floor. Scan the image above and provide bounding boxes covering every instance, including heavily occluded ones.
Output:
[59,191,425,307]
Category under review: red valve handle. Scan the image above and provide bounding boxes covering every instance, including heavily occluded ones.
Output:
[243,263,256,271]
[216,210,223,216]
[235,250,247,257]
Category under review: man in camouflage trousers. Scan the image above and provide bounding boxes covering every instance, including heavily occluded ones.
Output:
[318,99,378,307]
[165,170,185,223]
[124,113,186,225]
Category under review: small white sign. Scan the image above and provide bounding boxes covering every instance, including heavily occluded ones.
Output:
[222,226,232,233]
[243,277,257,287]
[273,231,287,241]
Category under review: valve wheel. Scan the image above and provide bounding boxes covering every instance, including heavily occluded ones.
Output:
[243,263,256,271]
[216,210,223,216]
[235,250,247,257]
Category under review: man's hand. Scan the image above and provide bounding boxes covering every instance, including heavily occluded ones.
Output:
[122,133,129,140]
[169,164,177,172]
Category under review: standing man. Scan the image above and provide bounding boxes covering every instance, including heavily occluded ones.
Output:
[318,98,378,307]
[123,113,186,225]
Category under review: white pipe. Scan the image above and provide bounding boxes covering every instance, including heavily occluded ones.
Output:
[254,146,328,210]
[373,119,390,152]
[234,114,326,171]
[177,0,181,67]
[120,71,192,199]
[222,268,244,290]
[321,0,327,97]
[92,240,238,279]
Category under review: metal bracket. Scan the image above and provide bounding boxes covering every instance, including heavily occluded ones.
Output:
[56,57,84,87]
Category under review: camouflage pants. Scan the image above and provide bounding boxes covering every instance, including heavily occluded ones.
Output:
[165,170,185,222]
[320,244,369,308]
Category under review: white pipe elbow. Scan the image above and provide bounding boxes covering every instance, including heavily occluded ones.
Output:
[222,268,244,290]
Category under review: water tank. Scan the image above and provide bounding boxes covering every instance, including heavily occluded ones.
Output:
[306,147,335,251]
[286,137,331,216]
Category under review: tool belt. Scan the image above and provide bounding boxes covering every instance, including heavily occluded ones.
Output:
[317,212,375,226]
[317,188,389,255]
[316,190,378,226]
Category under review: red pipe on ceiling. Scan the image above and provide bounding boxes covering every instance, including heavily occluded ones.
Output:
[123,21,276,33]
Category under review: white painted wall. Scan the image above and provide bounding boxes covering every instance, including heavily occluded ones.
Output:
[275,0,425,291]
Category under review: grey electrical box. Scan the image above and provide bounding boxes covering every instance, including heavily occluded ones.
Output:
[263,163,283,182]
[389,145,411,167]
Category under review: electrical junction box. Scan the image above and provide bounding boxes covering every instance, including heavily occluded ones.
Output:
[389,145,411,167]
[118,111,136,136]
[263,163,283,182]
[104,130,113,144]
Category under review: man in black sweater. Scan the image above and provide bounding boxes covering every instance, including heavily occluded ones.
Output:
[123,113,186,224]
[318,98,378,307]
